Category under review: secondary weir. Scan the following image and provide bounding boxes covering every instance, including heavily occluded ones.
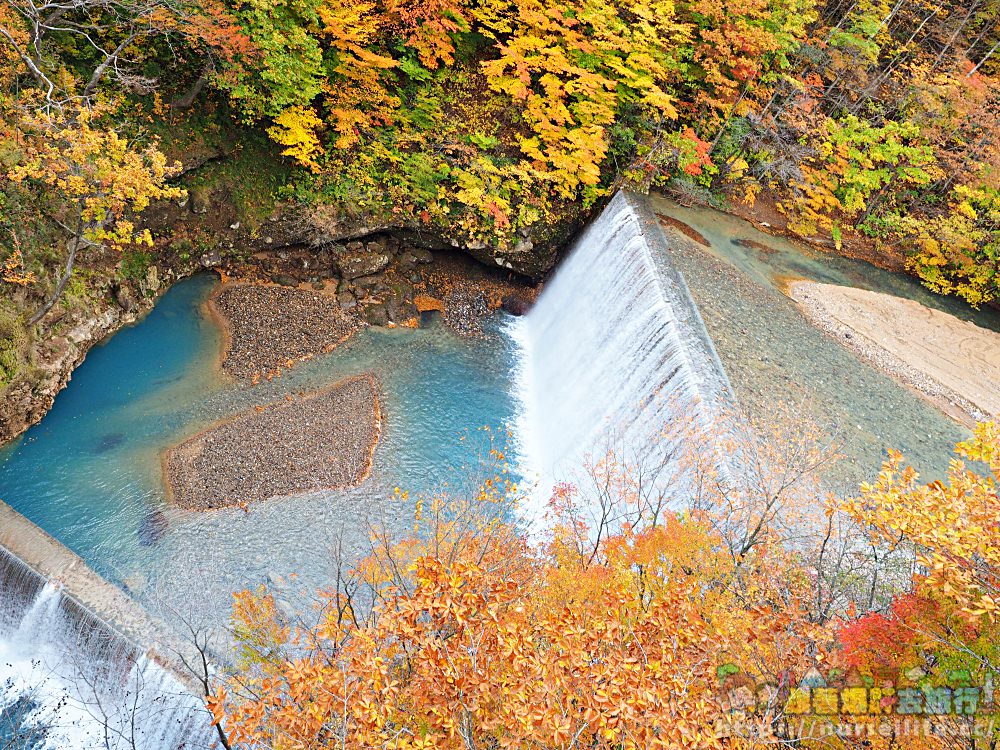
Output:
[0,501,217,749]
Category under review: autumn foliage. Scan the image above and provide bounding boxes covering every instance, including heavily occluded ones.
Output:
[210,429,830,749]
[210,420,1000,750]
[1,0,998,306]
[825,423,1000,749]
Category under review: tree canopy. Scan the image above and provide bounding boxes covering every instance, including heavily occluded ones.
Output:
[212,420,1000,749]
[1,0,997,310]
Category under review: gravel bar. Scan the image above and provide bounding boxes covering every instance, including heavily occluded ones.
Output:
[163,374,381,510]
[210,283,360,381]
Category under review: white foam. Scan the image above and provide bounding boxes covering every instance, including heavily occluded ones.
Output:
[0,581,217,749]
[514,192,729,523]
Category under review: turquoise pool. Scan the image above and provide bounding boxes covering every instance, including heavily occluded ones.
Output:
[0,274,526,629]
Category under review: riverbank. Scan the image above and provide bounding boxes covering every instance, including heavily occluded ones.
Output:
[0,263,189,445]
[207,241,537,383]
[163,374,381,510]
[790,281,1000,428]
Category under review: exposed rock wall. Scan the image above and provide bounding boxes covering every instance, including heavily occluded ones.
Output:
[145,188,583,282]
[0,265,185,444]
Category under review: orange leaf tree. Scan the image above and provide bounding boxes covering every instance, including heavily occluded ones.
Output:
[214,446,826,749]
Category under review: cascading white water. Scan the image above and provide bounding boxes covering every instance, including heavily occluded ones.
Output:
[0,549,218,750]
[510,191,733,520]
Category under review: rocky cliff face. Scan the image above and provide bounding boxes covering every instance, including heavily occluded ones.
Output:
[0,264,184,444]
[149,120,589,284]
[144,187,584,283]
[0,173,571,445]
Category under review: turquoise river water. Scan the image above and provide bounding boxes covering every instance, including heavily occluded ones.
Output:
[3,197,1000,631]
[0,274,525,629]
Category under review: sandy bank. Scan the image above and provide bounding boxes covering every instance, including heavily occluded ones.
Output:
[790,281,1000,427]
[163,374,381,510]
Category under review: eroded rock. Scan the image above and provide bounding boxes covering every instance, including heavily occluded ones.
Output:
[338,251,392,280]
[362,303,389,326]
[501,293,532,316]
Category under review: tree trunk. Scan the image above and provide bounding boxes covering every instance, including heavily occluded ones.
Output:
[170,62,213,111]
[931,0,981,74]
[28,215,83,326]
[969,39,1000,76]
[83,32,139,99]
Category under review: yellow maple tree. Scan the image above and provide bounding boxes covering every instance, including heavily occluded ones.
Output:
[8,105,184,323]
[267,106,325,171]
[843,421,1000,623]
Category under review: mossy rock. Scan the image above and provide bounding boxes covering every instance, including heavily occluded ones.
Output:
[0,345,17,385]
[190,186,213,214]
[0,312,27,387]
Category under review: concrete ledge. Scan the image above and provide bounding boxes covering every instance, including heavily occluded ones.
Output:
[0,498,205,691]
[623,190,737,409]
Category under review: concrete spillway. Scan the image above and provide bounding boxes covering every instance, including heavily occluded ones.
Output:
[0,500,217,748]
[510,190,734,519]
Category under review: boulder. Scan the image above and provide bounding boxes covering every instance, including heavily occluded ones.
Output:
[388,280,413,302]
[387,296,414,322]
[362,303,390,326]
[385,297,400,322]
[143,265,160,294]
[513,238,534,255]
[200,249,222,267]
[190,186,211,215]
[337,251,392,280]
[352,274,388,296]
[112,283,137,313]
[501,293,532,316]
[270,273,298,287]
[410,248,434,264]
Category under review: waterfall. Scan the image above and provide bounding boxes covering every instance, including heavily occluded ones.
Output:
[511,191,733,521]
[0,547,218,750]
